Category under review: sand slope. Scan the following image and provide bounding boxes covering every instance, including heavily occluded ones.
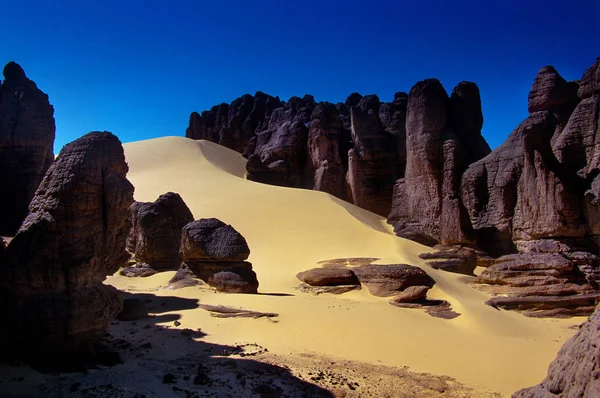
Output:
[107,136,584,396]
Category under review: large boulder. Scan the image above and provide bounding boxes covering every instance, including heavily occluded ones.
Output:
[127,192,194,269]
[0,61,55,235]
[180,218,258,293]
[388,79,490,246]
[352,264,435,297]
[0,132,134,357]
[514,304,600,397]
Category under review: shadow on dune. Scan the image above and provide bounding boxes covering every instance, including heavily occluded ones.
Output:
[0,289,334,398]
[329,195,392,234]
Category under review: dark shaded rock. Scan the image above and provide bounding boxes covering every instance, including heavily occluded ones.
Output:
[308,103,346,198]
[120,263,158,278]
[352,264,435,297]
[127,192,194,269]
[473,253,598,317]
[347,95,401,216]
[247,95,315,188]
[345,92,363,107]
[577,57,600,100]
[296,267,360,286]
[180,219,258,293]
[209,269,259,294]
[116,298,148,321]
[528,66,579,114]
[0,61,55,235]
[0,132,134,357]
[390,298,460,319]
[419,245,477,275]
[389,79,490,245]
[180,218,250,262]
[167,264,203,289]
[297,283,361,295]
[513,304,600,397]
[378,92,408,178]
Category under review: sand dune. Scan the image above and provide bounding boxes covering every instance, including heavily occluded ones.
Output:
[107,136,585,396]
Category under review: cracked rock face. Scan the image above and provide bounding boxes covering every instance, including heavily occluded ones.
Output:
[0,131,134,357]
[0,61,55,235]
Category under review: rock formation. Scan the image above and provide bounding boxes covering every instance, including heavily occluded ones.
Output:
[127,192,194,270]
[419,245,477,275]
[387,80,490,245]
[187,91,408,214]
[296,258,458,318]
[0,131,134,358]
[180,218,258,293]
[0,61,55,235]
[473,252,599,317]
[514,304,600,397]
[347,95,402,216]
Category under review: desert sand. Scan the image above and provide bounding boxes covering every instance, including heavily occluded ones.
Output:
[0,136,583,397]
[95,136,581,396]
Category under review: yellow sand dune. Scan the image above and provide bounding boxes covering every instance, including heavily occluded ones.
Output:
[107,136,584,396]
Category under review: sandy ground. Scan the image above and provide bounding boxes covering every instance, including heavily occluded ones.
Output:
[0,137,585,397]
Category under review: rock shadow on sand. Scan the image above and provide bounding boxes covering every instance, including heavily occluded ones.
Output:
[0,290,334,398]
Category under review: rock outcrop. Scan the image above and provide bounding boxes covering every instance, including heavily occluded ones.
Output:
[0,132,134,358]
[187,91,408,214]
[180,218,258,293]
[461,65,589,256]
[347,95,402,216]
[387,80,490,245]
[514,304,600,397]
[473,252,599,317]
[127,192,194,270]
[0,61,55,235]
[419,245,477,275]
[296,258,459,318]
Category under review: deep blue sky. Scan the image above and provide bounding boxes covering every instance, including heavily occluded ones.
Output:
[1,1,599,153]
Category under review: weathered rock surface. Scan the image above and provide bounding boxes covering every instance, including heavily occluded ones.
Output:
[167,264,204,289]
[0,131,134,357]
[187,91,408,213]
[180,218,258,293]
[389,285,430,303]
[308,102,346,198]
[347,95,402,216]
[127,192,194,269]
[419,245,477,275]
[461,63,589,255]
[388,79,490,245]
[351,264,435,297]
[246,95,315,188]
[296,267,360,286]
[473,253,599,317]
[0,61,55,235]
[513,304,600,397]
